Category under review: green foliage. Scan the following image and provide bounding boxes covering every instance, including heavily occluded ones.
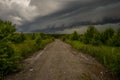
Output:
[39,32,46,39]
[0,20,17,80]
[0,19,54,79]
[0,41,20,80]
[35,36,42,48]
[60,25,120,79]
[0,20,15,40]
[71,31,79,40]
[83,25,101,45]
[101,28,114,44]
[65,40,120,79]
[31,33,36,40]
[9,33,26,43]
[0,42,13,58]
[108,28,120,46]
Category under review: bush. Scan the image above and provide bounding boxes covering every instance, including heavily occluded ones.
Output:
[9,33,26,43]
[0,20,15,40]
[0,41,20,79]
[0,42,13,58]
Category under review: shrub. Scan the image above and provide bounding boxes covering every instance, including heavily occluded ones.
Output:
[9,33,26,43]
[0,20,15,40]
[71,31,79,40]
[0,41,19,79]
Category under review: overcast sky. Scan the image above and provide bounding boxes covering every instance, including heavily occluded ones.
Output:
[0,0,120,33]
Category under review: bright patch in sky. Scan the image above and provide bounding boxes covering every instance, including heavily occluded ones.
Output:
[0,0,38,25]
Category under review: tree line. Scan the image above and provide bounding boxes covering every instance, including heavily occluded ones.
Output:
[69,25,120,47]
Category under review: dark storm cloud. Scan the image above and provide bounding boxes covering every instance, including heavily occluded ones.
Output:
[0,0,120,33]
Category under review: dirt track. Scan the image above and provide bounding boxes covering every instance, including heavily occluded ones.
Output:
[5,39,115,80]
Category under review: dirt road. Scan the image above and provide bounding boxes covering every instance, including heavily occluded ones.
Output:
[5,39,115,80]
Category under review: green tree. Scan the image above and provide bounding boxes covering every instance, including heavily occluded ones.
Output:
[108,28,120,46]
[19,32,26,42]
[71,31,79,40]
[83,25,101,45]
[101,28,114,44]
[35,36,42,48]
[0,20,15,40]
[31,33,36,40]
[39,32,46,39]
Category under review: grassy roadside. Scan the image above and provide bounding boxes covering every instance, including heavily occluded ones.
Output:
[0,34,54,80]
[65,39,120,79]
[12,38,54,59]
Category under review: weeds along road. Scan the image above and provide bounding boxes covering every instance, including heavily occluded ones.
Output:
[5,39,115,80]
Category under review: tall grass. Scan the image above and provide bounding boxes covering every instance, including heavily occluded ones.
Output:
[65,40,120,78]
[12,38,53,59]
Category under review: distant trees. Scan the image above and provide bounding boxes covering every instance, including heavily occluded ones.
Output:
[101,28,115,44]
[31,33,36,40]
[82,25,120,46]
[71,31,79,40]
[108,28,120,46]
[65,25,120,47]
[84,26,120,46]
[83,25,101,45]
[35,35,42,47]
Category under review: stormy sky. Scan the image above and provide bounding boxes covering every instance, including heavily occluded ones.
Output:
[0,0,120,33]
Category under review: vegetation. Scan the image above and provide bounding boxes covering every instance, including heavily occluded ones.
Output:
[60,25,120,79]
[0,20,54,80]
[0,18,120,79]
